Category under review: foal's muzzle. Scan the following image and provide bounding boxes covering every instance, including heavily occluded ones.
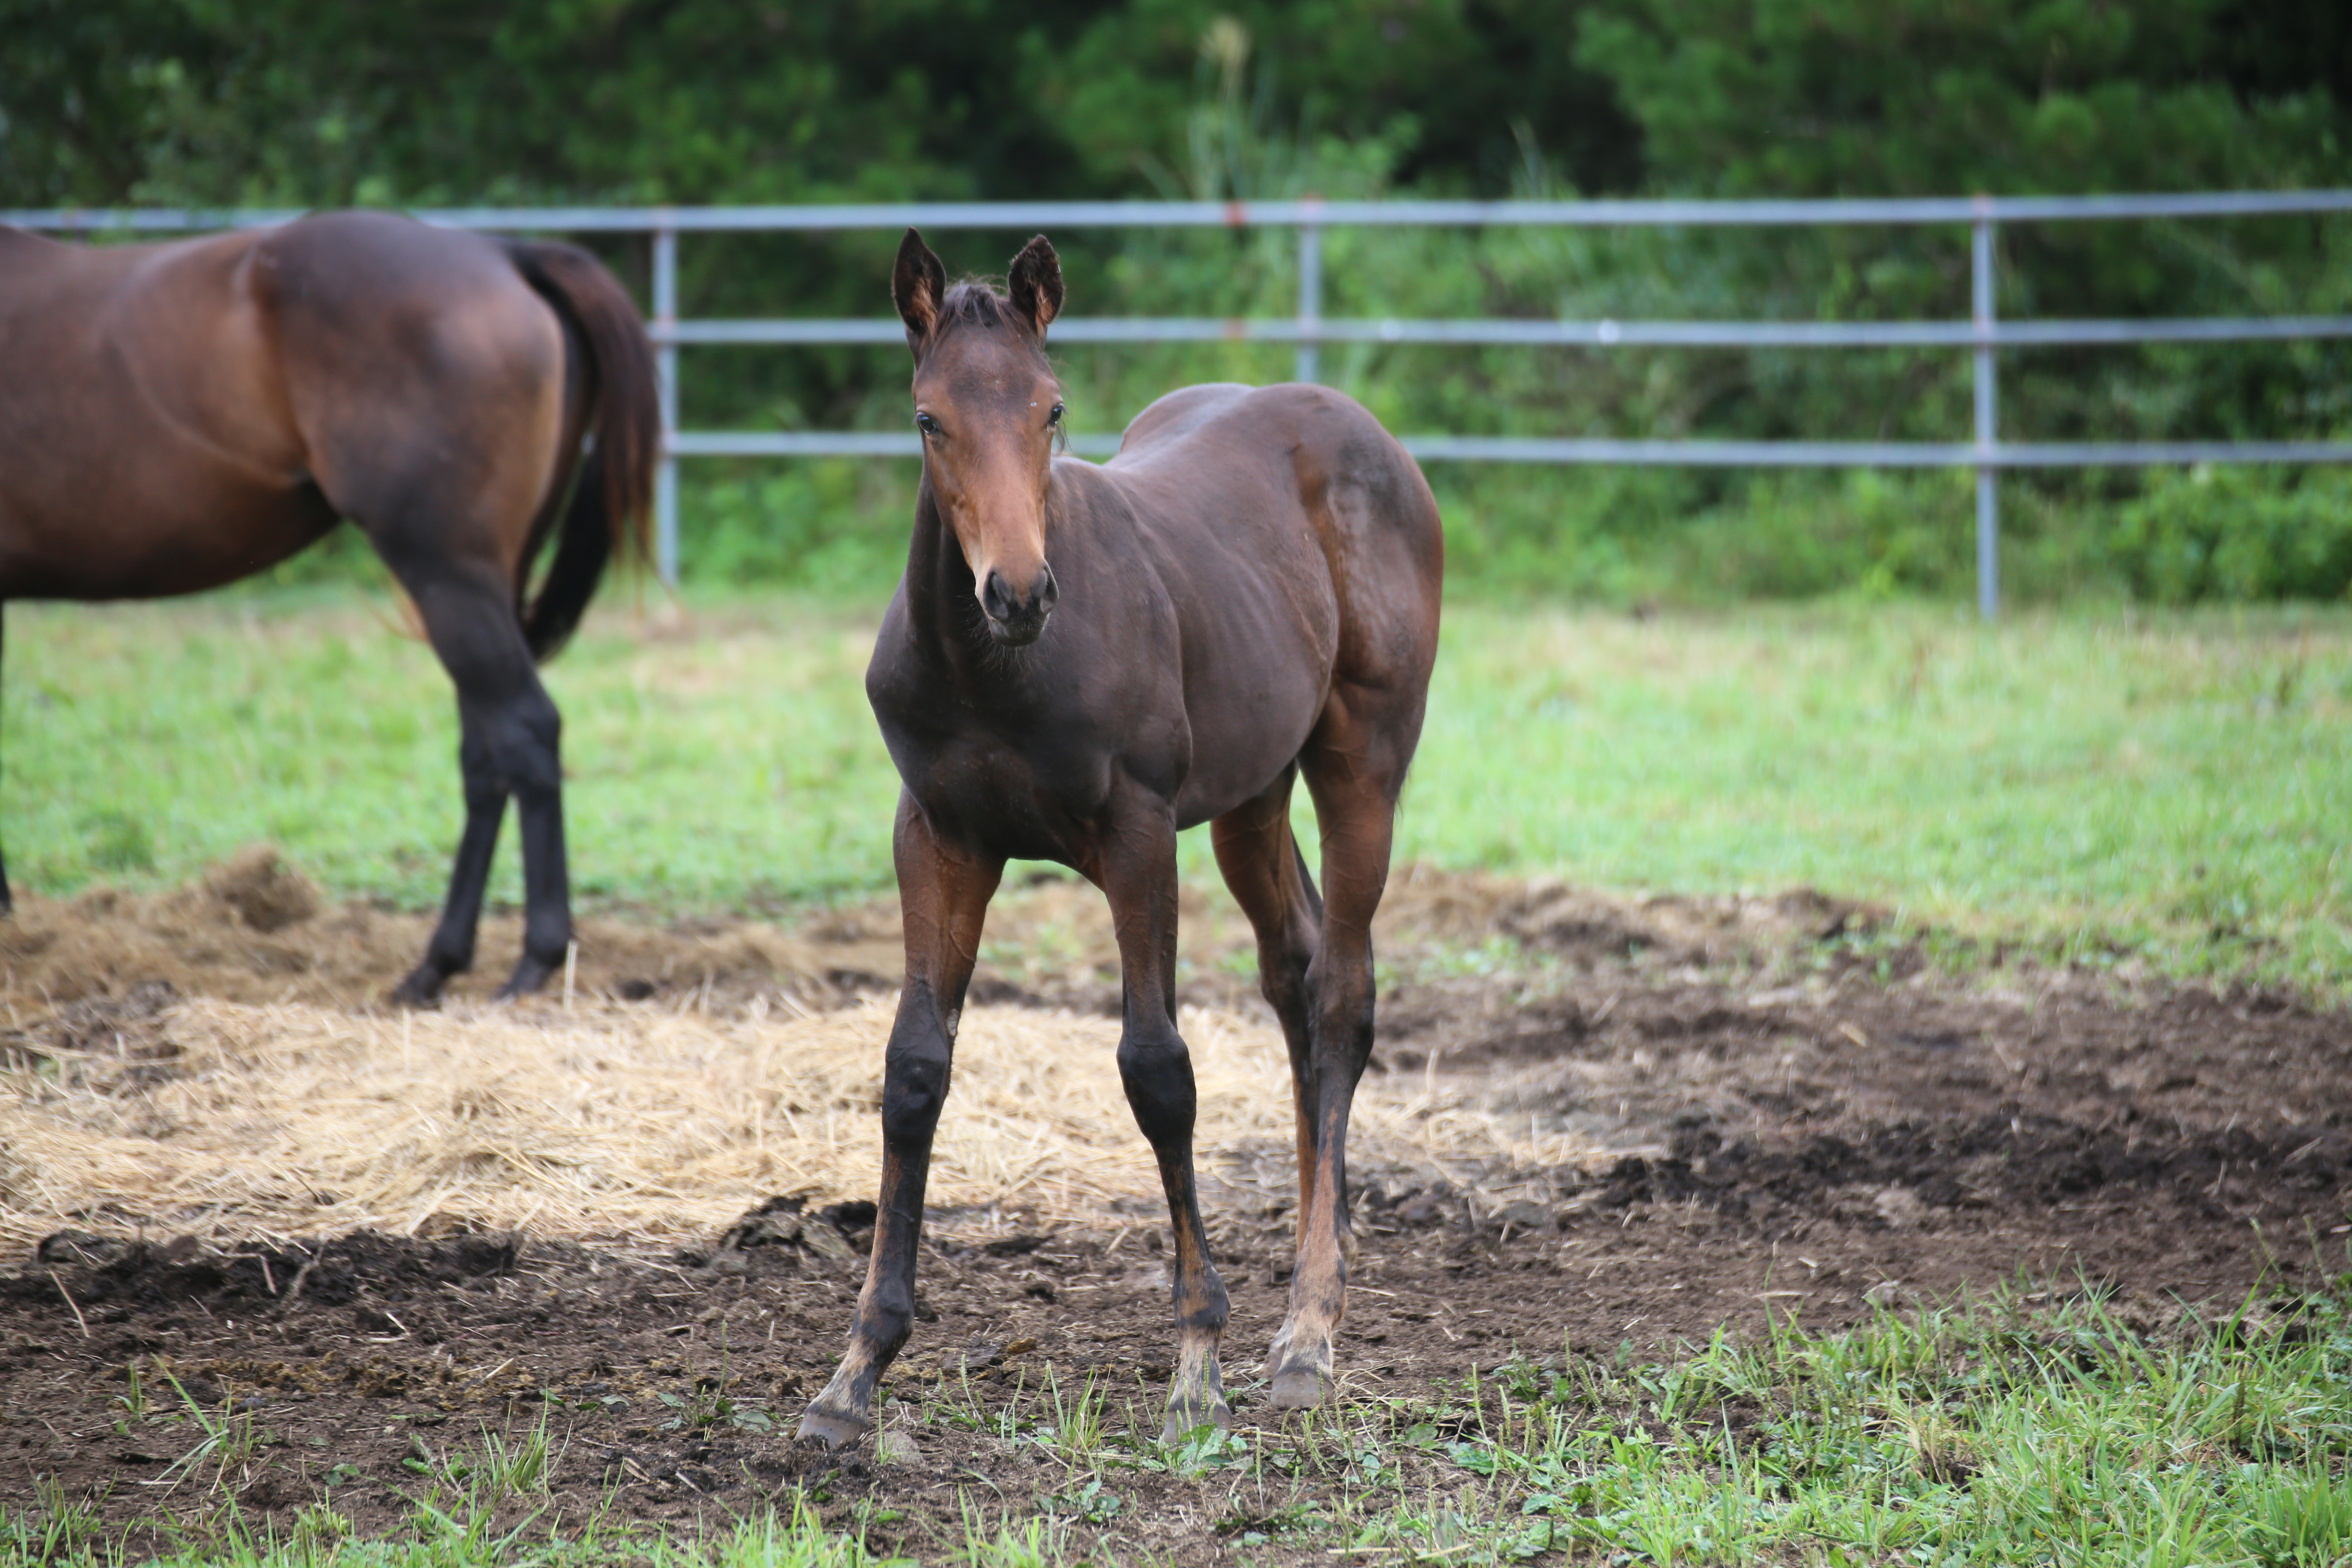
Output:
[980,561,1058,645]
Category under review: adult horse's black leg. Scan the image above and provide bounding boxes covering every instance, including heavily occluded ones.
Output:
[1100,789,1232,1442]
[391,711,505,1005]
[380,559,571,1004]
[802,791,1001,1446]
[0,599,11,917]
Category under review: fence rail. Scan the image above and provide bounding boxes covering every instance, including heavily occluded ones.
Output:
[14,190,2352,616]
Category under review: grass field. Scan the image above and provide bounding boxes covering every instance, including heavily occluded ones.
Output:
[9,585,2348,991]
[9,1285,2352,1567]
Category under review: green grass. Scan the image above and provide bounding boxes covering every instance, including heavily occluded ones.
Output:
[8,587,2349,989]
[12,1280,2352,1566]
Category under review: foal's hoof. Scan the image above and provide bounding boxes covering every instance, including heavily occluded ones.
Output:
[796,1403,874,1448]
[1159,1399,1234,1446]
[1269,1368,1331,1410]
[1268,1362,1333,1411]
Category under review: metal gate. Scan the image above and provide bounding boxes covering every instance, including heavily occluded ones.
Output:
[13,191,2352,615]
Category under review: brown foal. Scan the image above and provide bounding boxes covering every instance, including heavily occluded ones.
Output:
[0,211,656,1002]
[800,231,1443,1445]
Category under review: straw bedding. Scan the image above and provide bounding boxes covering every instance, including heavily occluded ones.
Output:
[0,990,1603,1252]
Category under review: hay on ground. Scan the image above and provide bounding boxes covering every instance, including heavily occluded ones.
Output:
[0,993,1609,1252]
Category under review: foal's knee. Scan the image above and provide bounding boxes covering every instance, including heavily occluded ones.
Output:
[1117,1027,1198,1149]
[880,1030,953,1149]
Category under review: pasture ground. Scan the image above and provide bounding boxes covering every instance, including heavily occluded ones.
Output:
[2,591,2349,1563]
[1,858,2348,1564]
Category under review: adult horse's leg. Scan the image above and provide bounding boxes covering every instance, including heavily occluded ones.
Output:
[1265,697,1416,1410]
[390,710,505,1005]
[379,559,571,1004]
[1210,766,1322,1250]
[1100,791,1233,1442]
[801,791,1001,1446]
[0,600,11,916]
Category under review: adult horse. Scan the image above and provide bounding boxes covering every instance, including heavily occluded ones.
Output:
[0,210,658,1003]
[799,230,1443,1446]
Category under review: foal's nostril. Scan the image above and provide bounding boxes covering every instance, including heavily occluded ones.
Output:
[1036,561,1059,612]
[981,569,1014,622]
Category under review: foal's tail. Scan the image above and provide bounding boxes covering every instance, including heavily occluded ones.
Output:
[502,239,661,662]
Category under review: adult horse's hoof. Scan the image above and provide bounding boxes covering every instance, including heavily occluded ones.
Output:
[796,1403,873,1448]
[389,966,448,1009]
[494,954,560,1000]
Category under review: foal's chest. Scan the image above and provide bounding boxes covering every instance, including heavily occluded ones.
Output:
[877,704,1128,864]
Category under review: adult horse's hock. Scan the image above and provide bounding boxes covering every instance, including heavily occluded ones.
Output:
[800,231,1443,1445]
[0,211,658,1002]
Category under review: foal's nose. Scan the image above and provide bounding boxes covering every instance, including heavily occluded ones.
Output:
[980,561,1058,641]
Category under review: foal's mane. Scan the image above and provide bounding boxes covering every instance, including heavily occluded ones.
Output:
[938,279,1011,328]
[936,279,1050,351]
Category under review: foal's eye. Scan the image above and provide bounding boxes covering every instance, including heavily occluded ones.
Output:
[1047,403,1064,428]
[915,412,940,437]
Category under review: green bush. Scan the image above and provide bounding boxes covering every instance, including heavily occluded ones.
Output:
[2109,466,2352,604]
[678,460,913,596]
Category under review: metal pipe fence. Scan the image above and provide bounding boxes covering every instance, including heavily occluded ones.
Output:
[14,191,2352,615]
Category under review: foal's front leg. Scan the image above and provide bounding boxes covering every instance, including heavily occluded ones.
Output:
[800,793,1002,1446]
[1096,797,1233,1442]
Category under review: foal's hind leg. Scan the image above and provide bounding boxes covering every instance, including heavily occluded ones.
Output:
[1265,693,1418,1410]
[1210,766,1321,1249]
[377,560,572,1003]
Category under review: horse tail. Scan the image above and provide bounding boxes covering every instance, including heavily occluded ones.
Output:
[501,238,660,662]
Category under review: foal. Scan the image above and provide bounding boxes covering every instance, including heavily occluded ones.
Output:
[798,231,1443,1445]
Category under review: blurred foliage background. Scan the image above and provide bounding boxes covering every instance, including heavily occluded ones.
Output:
[4,0,2350,605]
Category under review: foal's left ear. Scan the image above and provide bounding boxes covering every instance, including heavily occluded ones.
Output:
[1007,235,1063,337]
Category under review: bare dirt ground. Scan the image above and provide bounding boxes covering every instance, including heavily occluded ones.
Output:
[0,855,2348,1556]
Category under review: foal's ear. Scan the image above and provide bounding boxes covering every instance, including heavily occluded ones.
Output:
[893,227,947,350]
[1007,234,1063,337]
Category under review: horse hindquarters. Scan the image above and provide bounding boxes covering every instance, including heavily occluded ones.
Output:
[265,218,583,1002]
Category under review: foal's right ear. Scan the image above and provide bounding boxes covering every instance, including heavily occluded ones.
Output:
[893,228,947,352]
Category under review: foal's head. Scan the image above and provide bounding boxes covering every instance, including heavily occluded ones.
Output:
[893,228,1066,646]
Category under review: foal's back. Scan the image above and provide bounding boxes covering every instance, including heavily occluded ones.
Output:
[1104,379,1443,678]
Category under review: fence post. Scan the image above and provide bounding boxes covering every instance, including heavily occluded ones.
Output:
[1296,199,1323,384]
[1972,199,1999,620]
[652,217,680,588]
